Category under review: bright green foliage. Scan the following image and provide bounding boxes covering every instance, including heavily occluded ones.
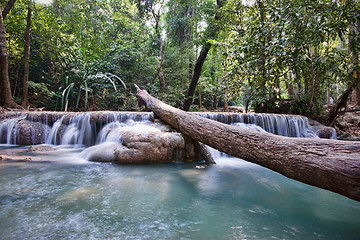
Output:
[2,0,359,115]
[218,0,359,116]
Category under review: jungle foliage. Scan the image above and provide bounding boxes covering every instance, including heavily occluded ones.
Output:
[0,0,359,118]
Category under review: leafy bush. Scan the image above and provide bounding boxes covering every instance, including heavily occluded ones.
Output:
[28,81,57,109]
[253,95,312,116]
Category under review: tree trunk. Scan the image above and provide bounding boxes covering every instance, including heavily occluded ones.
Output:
[224,89,228,112]
[326,18,360,125]
[326,76,359,125]
[0,5,20,108]
[349,16,360,107]
[198,87,202,109]
[2,0,17,20]
[150,4,166,93]
[183,43,211,110]
[151,3,177,93]
[256,0,267,96]
[351,87,360,106]
[327,84,330,105]
[182,0,223,111]
[135,84,360,202]
[152,17,166,92]
[22,5,32,108]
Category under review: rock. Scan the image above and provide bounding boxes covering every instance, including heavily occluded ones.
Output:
[337,133,360,141]
[0,154,32,161]
[334,111,360,139]
[81,124,200,163]
[16,119,50,145]
[81,142,122,162]
[27,144,55,152]
[228,106,245,112]
[317,127,336,139]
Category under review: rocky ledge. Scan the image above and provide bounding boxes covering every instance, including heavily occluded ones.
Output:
[81,124,201,163]
[334,109,360,141]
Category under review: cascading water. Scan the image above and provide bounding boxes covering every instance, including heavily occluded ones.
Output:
[0,111,334,147]
[0,111,155,146]
[0,111,358,239]
[45,116,65,145]
[197,112,331,138]
[0,116,25,144]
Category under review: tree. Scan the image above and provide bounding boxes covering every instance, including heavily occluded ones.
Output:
[182,0,224,111]
[0,2,21,108]
[136,84,360,202]
[2,0,16,19]
[21,1,32,108]
[149,0,167,92]
[326,1,360,125]
[219,0,358,118]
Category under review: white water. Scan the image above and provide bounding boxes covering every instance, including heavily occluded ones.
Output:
[45,116,64,145]
[0,112,358,239]
[0,112,334,147]
[199,112,325,138]
[0,116,25,144]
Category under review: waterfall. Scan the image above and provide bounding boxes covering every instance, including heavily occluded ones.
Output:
[197,112,324,138]
[45,116,64,145]
[0,116,26,144]
[0,111,334,146]
[0,112,154,146]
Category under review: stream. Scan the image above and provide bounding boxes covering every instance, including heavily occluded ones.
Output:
[0,112,359,239]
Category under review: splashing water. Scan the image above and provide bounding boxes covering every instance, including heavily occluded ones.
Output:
[0,111,335,147]
[0,111,356,239]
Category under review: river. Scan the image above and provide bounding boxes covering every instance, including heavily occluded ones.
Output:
[0,144,359,239]
[0,112,358,239]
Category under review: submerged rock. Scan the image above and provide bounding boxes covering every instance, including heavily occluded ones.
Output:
[27,144,55,152]
[82,125,200,163]
[317,127,336,139]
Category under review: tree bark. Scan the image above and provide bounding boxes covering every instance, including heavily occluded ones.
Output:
[182,0,223,111]
[151,2,176,93]
[153,19,166,92]
[22,5,32,108]
[256,0,267,96]
[0,5,20,108]
[135,84,360,202]
[2,0,17,20]
[351,87,360,106]
[326,78,358,125]
[183,42,211,110]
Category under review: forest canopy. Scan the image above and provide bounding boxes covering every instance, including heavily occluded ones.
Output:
[0,0,359,119]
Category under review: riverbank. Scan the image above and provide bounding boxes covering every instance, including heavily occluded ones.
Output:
[334,107,360,140]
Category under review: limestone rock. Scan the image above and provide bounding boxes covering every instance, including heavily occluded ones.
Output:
[16,119,50,145]
[82,125,200,163]
[82,142,122,162]
[28,144,55,152]
[335,111,360,140]
[317,127,336,139]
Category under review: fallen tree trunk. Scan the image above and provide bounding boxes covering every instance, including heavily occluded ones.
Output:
[135,84,360,202]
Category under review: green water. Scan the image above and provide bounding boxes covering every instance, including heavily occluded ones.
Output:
[0,146,359,240]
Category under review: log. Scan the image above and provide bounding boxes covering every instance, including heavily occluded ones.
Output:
[197,141,216,165]
[135,84,360,202]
